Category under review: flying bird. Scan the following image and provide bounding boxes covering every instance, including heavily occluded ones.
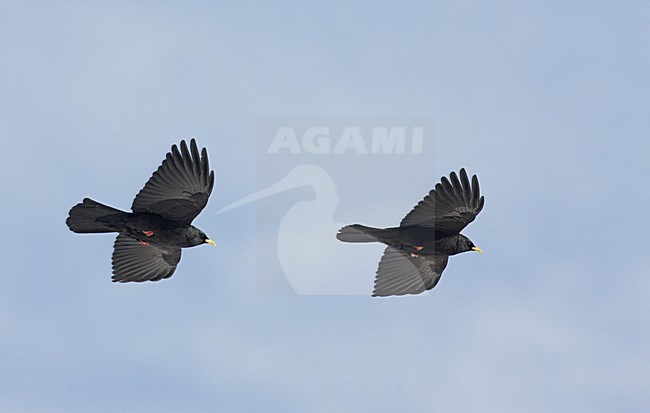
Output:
[337,168,484,297]
[66,139,215,282]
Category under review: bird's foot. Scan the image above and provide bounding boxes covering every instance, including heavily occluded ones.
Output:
[415,246,424,251]
[410,253,419,258]
[138,240,150,246]
[143,230,154,237]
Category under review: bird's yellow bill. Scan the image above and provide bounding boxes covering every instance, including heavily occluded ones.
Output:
[206,239,216,246]
[472,246,483,254]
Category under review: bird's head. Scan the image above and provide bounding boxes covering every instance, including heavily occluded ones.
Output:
[187,226,216,247]
[457,234,483,255]
[200,231,216,247]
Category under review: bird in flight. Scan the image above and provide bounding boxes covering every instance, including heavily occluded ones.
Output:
[66,139,215,282]
[337,168,484,297]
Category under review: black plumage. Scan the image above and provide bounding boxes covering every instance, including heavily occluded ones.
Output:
[337,168,484,297]
[66,139,215,282]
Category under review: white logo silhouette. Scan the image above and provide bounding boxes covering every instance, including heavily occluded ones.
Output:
[218,164,372,295]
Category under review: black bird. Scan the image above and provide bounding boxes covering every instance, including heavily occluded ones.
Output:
[336,168,484,297]
[66,139,215,282]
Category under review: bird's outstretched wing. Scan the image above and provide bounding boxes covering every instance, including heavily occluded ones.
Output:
[111,234,181,282]
[400,168,484,236]
[372,247,448,297]
[131,139,214,226]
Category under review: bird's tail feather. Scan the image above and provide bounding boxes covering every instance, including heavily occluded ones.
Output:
[336,224,386,243]
[66,198,127,233]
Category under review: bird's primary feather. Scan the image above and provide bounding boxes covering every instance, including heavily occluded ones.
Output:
[400,168,484,235]
[131,139,215,227]
[111,234,182,282]
[372,247,448,297]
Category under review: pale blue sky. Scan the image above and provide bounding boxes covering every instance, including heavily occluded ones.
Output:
[1,1,649,412]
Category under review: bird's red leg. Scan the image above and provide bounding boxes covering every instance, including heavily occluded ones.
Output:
[143,230,154,237]
[409,246,423,258]
[138,240,150,246]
